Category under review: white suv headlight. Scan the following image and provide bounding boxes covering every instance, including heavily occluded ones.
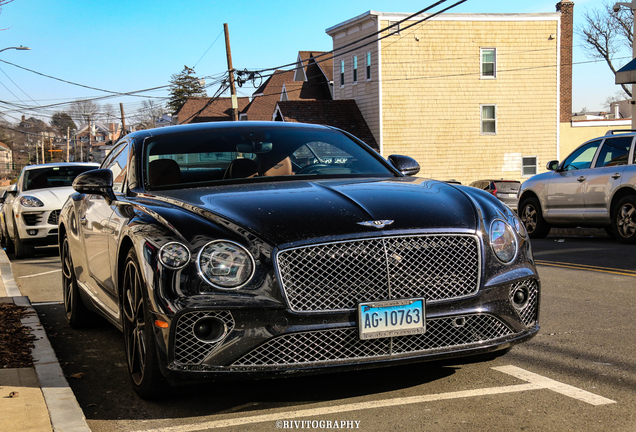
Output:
[19,196,44,207]
[490,220,518,263]
[197,240,255,289]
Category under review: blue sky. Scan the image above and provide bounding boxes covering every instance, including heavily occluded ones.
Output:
[0,0,625,123]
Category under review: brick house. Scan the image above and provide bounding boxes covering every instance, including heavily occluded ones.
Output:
[326,2,574,184]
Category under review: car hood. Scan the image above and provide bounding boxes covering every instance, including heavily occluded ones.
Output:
[19,187,74,209]
[155,177,478,246]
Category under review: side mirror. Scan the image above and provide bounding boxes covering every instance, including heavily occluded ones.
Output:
[388,155,420,176]
[546,160,559,171]
[73,169,116,202]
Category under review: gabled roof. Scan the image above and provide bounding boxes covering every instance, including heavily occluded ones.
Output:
[296,51,334,83]
[177,96,250,124]
[242,70,295,121]
[274,100,378,150]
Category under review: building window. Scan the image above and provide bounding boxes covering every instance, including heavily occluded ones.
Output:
[388,21,401,35]
[340,60,345,87]
[522,156,537,176]
[481,104,497,134]
[366,52,372,80]
[353,55,358,83]
[481,48,496,78]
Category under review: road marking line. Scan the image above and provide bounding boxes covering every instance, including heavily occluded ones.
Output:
[536,260,636,277]
[16,269,61,279]
[131,366,614,432]
[493,365,616,406]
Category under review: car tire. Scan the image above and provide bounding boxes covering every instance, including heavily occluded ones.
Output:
[61,233,93,328]
[122,247,169,399]
[2,225,14,254]
[612,196,636,244]
[519,197,551,239]
[13,221,34,259]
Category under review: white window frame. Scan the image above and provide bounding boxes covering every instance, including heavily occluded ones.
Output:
[340,60,345,88]
[388,21,401,35]
[352,55,358,84]
[366,52,372,81]
[480,104,497,135]
[480,48,496,79]
[522,156,538,177]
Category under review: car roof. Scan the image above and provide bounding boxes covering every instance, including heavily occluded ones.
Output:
[22,162,99,171]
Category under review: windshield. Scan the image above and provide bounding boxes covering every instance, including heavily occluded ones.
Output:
[144,126,394,189]
[23,165,97,191]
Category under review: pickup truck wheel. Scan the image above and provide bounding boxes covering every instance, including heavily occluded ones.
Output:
[612,196,636,244]
[519,197,551,239]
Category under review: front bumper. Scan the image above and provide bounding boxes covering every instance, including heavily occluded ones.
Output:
[152,276,540,385]
[16,209,60,245]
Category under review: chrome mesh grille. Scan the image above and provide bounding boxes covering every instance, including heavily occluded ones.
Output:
[231,314,512,368]
[509,279,539,326]
[173,311,235,365]
[277,235,480,312]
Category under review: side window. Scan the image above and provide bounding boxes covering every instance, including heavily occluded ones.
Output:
[562,140,601,171]
[106,143,129,193]
[594,137,633,168]
[481,104,496,134]
[481,48,496,78]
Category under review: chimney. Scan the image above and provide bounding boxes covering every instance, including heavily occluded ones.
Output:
[557,0,574,123]
[21,115,25,122]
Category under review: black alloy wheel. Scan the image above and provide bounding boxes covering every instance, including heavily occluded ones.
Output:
[519,197,551,239]
[2,224,14,254]
[61,234,92,328]
[122,248,167,399]
[613,196,636,244]
[13,219,34,259]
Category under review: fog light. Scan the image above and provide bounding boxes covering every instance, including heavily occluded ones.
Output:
[27,229,38,236]
[193,317,227,343]
[512,287,529,309]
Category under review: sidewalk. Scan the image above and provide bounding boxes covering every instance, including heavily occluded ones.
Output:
[0,249,90,432]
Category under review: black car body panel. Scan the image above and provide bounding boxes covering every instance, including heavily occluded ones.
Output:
[58,122,540,396]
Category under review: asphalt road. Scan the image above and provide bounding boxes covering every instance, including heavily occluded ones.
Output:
[10,235,636,432]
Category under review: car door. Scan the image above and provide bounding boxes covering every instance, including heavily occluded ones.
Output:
[584,136,633,223]
[76,142,129,315]
[545,140,601,223]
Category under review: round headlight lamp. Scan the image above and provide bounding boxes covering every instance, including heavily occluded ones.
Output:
[19,196,44,207]
[490,220,518,263]
[512,215,527,238]
[158,242,191,269]
[197,240,255,289]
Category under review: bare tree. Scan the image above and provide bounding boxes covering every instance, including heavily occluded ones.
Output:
[578,1,634,97]
[69,99,102,125]
[133,99,166,130]
[102,103,117,124]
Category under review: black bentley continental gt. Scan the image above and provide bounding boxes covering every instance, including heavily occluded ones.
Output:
[59,121,540,399]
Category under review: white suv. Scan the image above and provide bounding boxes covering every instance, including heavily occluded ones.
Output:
[518,130,636,243]
[0,163,99,258]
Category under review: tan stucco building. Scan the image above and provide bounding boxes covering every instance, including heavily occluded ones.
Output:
[326,4,574,185]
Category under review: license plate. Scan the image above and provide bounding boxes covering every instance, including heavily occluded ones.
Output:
[358,298,425,340]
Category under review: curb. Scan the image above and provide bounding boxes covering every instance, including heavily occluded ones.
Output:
[1,249,90,432]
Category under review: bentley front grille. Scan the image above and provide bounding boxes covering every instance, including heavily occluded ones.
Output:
[277,234,481,312]
[231,314,512,368]
[173,310,235,366]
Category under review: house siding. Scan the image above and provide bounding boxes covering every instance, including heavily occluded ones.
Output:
[329,13,561,185]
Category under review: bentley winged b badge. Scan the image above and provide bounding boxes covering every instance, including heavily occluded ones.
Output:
[357,220,394,229]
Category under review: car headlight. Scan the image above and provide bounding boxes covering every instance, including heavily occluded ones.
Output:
[197,240,255,289]
[158,242,191,269]
[490,220,517,263]
[19,196,44,207]
[512,214,527,238]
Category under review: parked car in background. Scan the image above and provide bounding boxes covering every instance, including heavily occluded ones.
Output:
[60,121,539,399]
[0,184,15,246]
[0,163,99,258]
[469,179,521,211]
[518,130,636,243]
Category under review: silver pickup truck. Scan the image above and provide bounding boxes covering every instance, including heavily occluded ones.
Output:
[518,130,636,244]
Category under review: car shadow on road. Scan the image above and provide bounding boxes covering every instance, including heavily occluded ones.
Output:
[35,303,460,421]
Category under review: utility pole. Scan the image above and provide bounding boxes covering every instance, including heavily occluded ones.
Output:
[66,127,70,162]
[120,103,127,138]
[224,23,239,121]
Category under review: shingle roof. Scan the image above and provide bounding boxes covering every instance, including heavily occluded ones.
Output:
[297,51,333,82]
[275,100,378,150]
[242,70,295,121]
[177,97,250,124]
